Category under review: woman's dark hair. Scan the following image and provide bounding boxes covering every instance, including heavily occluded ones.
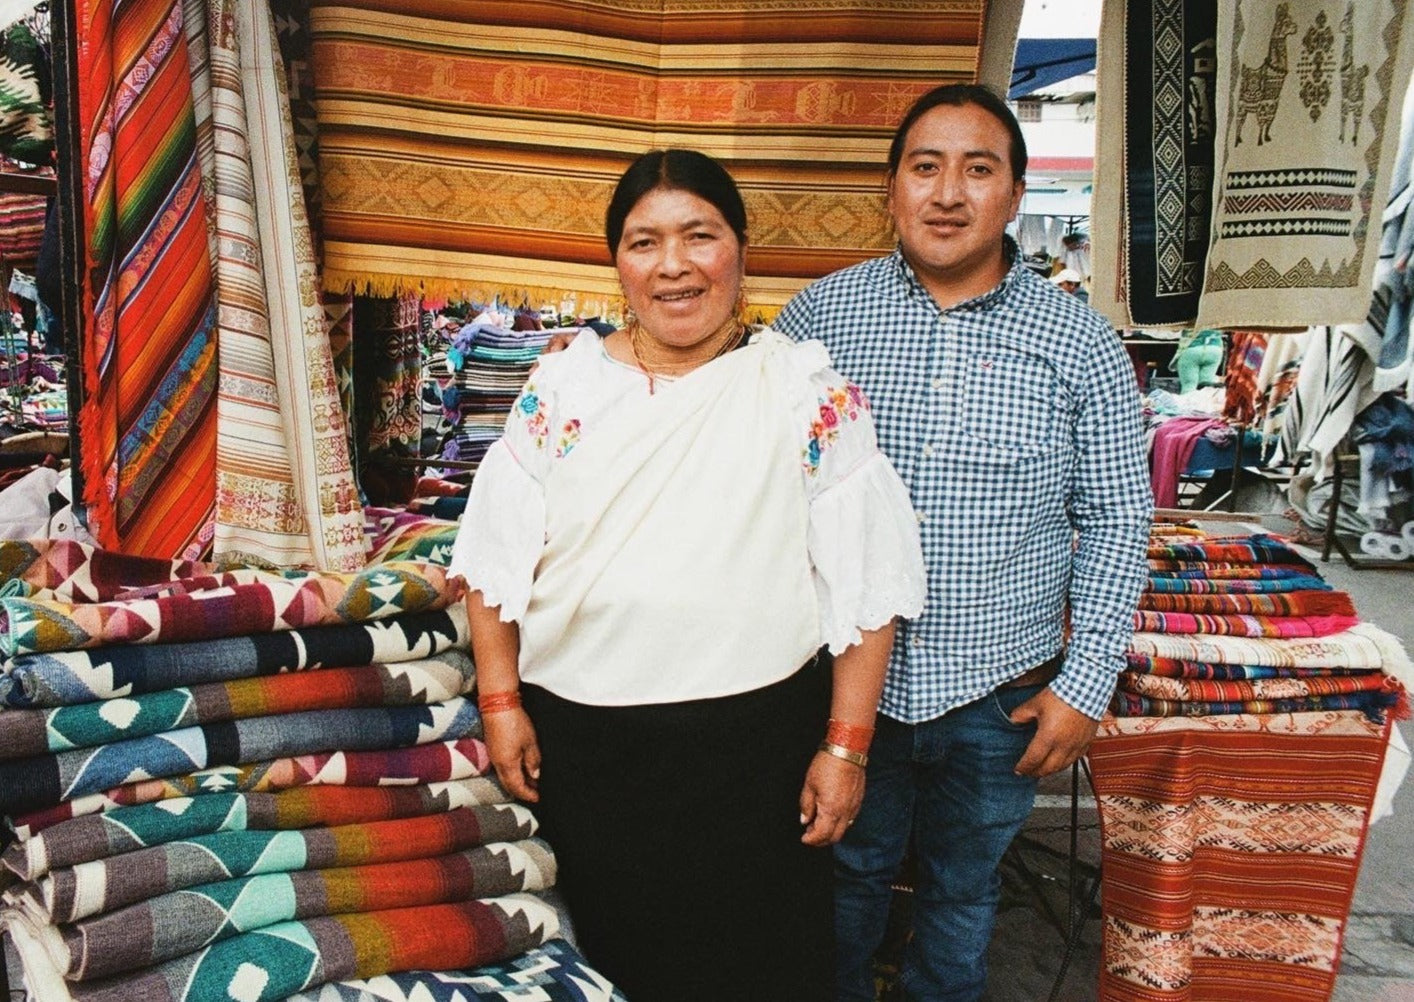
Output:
[605,149,748,259]
[886,83,1028,183]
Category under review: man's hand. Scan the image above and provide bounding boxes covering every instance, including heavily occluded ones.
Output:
[799,752,866,846]
[483,708,542,802]
[1009,687,1099,777]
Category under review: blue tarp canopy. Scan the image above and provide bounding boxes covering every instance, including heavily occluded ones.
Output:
[1009,38,1097,98]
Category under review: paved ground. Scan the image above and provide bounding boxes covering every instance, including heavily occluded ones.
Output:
[970,520,1414,1002]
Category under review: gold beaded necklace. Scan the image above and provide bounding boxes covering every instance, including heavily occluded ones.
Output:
[626,311,747,394]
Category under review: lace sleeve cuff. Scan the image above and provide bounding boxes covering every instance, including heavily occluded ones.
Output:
[809,452,926,654]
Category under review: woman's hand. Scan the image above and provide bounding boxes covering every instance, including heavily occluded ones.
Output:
[484,707,542,803]
[799,751,865,846]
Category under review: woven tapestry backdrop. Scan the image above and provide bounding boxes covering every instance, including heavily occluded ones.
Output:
[308,1,994,316]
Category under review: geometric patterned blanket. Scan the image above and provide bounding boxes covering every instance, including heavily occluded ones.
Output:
[285,938,627,1002]
[1145,536,1317,568]
[11,737,495,840]
[2,780,509,880]
[11,805,538,924]
[0,562,462,657]
[59,839,557,980]
[1109,689,1403,721]
[0,698,483,818]
[1136,591,1355,615]
[1131,611,1361,638]
[1144,575,1331,593]
[1127,622,1407,670]
[306,1,990,316]
[0,654,476,759]
[0,605,469,707]
[7,894,559,1002]
[1090,711,1390,1002]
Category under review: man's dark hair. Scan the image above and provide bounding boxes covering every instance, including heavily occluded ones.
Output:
[886,83,1028,183]
[605,149,748,259]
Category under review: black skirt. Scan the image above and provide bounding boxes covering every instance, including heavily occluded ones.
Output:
[523,653,834,1002]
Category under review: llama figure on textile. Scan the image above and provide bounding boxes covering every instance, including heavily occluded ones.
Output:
[1339,4,1368,144]
[1236,3,1297,147]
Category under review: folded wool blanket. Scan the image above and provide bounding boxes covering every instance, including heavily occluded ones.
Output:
[0,653,476,760]
[1118,670,1404,704]
[10,805,537,924]
[1147,562,1316,578]
[3,779,508,881]
[283,938,627,1002]
[1123,653,1378,680]
[1144,574,1331,593]
[1128,623,1410,674]
[1131,611,1360,639]
[5,894,559,1002]
[367,513,458,567]
[0,605,469,707]
[59,839,557,980]
[0,562,461,657]
[0,540,216,604]
[1109,690,1403,720]
[1136,590,1356,616]
[1145,534,1316,568]
[11,737,494,840]
[0,698,483,817]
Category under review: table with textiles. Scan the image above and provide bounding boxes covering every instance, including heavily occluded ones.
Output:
[1089,531,1410,1002]
[0,532,627,1002]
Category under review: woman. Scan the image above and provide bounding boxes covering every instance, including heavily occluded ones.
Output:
[447,149,924,1000]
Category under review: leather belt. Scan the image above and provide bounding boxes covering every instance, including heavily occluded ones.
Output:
[1001,654,1063,689]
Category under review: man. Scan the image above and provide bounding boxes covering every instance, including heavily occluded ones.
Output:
[773,83,1151,1002]
[1050,266,1090,303]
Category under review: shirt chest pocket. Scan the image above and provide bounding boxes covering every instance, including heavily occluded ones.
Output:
[958,352,1059,457]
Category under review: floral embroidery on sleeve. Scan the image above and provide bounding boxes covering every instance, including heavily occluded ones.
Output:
[516,384,549,450]
[555,418,581,458]
[803,382,869,474]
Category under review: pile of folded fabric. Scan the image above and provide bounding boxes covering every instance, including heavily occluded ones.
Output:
[1115,531,1409,720]
[0,539,624,1001]
[426,320,562,472]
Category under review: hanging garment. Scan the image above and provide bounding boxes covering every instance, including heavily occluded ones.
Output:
[76,0,219,558]
[307,1,990,315]
[1093,0,1414,330]
[189,0,365,570]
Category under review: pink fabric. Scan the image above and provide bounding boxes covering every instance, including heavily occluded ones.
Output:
[1149,417,1229,507]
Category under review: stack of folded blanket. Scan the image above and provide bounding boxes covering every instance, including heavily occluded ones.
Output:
[0,540,623,1001]
[426,322,560,472]
[1115,532,1409,720]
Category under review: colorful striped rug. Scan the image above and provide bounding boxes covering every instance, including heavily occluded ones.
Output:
[307,0,990,316]
[76,0,219,558]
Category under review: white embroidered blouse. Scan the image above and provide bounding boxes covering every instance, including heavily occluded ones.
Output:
[447,328,925,705]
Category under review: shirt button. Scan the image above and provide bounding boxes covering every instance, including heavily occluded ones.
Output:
[915,510,928,525]
[930,377,944,390]
[910,635,924,647]
[921,443,935,458]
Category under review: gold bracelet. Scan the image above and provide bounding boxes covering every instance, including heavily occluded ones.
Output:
[818,741,869,768]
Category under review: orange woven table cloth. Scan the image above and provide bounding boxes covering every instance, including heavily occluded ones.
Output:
[1089,711,1391,1002]
[307,0,988,316]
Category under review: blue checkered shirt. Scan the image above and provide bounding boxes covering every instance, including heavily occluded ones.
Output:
[774,243,1152,722]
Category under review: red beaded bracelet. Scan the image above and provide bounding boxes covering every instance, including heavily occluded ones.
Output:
[826,718,874,755]
[477,690,523,715]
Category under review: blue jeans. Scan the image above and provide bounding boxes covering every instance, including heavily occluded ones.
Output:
[835,684,1042,1002]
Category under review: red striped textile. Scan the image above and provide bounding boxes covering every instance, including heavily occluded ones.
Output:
[1090,713,1390,1002]
[76,0,217,558]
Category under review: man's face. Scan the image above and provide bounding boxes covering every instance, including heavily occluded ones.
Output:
[887,102,1025,307]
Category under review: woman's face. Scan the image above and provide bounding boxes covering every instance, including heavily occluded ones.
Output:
[615,186,745,348]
